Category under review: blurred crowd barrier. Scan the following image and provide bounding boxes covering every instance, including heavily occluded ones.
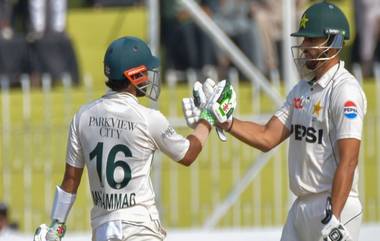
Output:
[161,0,380,80]
[0,0,79,87]
[1,0,379,88]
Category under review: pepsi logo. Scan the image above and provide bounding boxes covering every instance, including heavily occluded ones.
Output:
[343,101,358,119]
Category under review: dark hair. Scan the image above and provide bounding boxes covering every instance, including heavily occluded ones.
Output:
[105,78,130,91]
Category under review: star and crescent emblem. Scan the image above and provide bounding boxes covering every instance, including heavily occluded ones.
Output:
[300,14,309,29]
[312,101,323,117]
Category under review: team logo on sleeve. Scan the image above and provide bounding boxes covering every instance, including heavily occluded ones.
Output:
[343,101,358,119]
[163,126,176,138]
[293,97,303,109]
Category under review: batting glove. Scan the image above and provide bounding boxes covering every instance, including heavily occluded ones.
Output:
[34,224,49,241]
[182,78,232,141]
[182,78,216,129]
[206,79,236,124]
[182,97,201,129]
[34,221,66,241]
[193,78,216,108]
[199,79,230,141]
[321,198,353,241]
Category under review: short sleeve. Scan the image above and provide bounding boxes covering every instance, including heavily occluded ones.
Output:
[331,81,367,141]
[274,86,296,130]
[147,111,190,161]
[65,113,85,168]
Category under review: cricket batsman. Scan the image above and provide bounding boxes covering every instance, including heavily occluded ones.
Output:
[33,36,236,241]
[184,1,366,241]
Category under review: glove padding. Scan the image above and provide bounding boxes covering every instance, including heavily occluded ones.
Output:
[182,78,235,141]
[182,78,216,129]
[321,197,353,241]
[193,78,215,109]
[321,215,352,241]
[34,221,66,241]
[207,79,236,124]
[182,97,201,129]
[34,224,49,241]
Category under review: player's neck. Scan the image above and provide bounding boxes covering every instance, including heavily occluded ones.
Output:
[126,85,137,97]
[314,57,340,80]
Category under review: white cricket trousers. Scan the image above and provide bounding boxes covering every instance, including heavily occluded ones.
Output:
[92,219,166,241]
[280,192,362,241]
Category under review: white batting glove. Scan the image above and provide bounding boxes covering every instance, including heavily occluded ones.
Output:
[34,221,66,241]
[193,78,216,109]
[196,79,217,127]
[34,224,49,241]
[321,215,352,241]
[196,78,229,141]
[182,78,232,141]
[321,198,353,241]
[182,78,216,129]
[182,97,201,129]
[206,79,236,124]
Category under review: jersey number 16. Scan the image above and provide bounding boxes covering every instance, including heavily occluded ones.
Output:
[89,142,132,190]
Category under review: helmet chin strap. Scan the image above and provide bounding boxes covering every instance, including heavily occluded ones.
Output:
[305,59,328,82]
[135,83,147,97]
[294,50,330,80]
[307,48,341,81]
[292,34,343,80]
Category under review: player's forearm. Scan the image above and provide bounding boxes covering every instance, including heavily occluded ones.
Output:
[60,163,84,193]
[331,162,356,219]
[228,118,272,152]
[180,120,211,166]
[49,164,83,224]
[190,120,212,147]
[331,138,361,219]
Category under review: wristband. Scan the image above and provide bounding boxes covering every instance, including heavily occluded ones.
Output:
[51,186,76,223]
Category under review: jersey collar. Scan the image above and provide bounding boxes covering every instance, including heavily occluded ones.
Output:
[104,90,139,103]
[316,61,344,88]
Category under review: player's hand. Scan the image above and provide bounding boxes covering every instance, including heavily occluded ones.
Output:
[182,78,231,141]
[193,78,216,109]
[205,79,236,126]
[321,215,352,241]
[34,224,49,241]
[198,79,228,141]
[34,221,66,241]
[194,79,219,128]
[321,198,353,241]
[46,221,66,241]
[182,78,216,129]
[195,78,223,132]
[182,97,201,129]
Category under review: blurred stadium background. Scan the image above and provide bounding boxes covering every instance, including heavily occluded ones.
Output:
[0,0,380,240]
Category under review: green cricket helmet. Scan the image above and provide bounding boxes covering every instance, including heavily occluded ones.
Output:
[291,1,349,40]
[291,1,350,78]
[104,36,161,101]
